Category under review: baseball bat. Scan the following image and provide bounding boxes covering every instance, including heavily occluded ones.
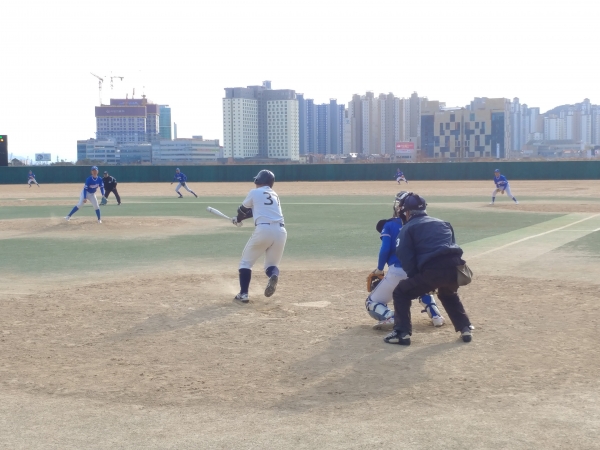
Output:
[206,206,231,220]
[207,206,243,227]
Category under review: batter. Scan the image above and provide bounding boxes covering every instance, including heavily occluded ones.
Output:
[232,170,287,303]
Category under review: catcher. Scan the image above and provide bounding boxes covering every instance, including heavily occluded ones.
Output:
[366,192,445,330]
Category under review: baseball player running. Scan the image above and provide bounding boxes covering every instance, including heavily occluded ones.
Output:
[366,192,445,329]
[490,169,518,205]
[232,170,287,303]
[395,168,408,184]
[171,168,198,198]
[100,170,121,205]
[27,170,40,187]
[64,166,105,223]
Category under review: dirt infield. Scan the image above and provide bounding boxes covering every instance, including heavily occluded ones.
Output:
[1,181,599,449]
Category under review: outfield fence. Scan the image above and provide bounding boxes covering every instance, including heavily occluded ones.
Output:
[1,161,600,184]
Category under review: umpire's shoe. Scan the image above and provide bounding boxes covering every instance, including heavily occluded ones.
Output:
[264,275,278,297]
[384,330,411,346]
[234,293,249,303]
[460,326,472,343]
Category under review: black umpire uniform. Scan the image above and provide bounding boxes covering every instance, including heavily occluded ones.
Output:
[387,193,472,345]
[102,171,121,205]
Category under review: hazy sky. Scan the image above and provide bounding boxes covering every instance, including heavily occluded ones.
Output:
[1,0,598,162]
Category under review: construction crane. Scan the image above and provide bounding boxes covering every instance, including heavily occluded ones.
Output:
[90,72,104,105]
[110,75,124,90]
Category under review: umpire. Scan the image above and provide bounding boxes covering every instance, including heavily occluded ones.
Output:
[101,171,121,205]
[385,192,473,346]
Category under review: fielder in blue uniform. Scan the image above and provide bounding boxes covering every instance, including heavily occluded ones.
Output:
[27,170,40,187]
[366,192,444,329]
[490,169,518,204]
[64,166,105,223]
[395,168,408,184]
[171,168,198,198]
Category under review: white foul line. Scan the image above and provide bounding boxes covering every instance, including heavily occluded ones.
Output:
[470,214,600,259]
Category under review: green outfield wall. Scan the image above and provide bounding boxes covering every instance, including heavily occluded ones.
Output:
[1,161,600,184]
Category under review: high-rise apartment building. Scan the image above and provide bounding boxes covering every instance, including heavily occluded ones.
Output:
[223,82,299,160]
[421,97,511,159]
[95,97,159,145]
[159,105,172,140]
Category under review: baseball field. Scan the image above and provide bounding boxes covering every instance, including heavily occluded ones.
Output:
[1,180,599,449]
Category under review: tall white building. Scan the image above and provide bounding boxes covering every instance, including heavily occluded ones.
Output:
[222,82,299,161]
[544,116,565,140]
[267,99,299,159]
[222,96,259,159]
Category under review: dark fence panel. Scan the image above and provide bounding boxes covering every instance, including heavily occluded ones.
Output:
[1,161,600,184]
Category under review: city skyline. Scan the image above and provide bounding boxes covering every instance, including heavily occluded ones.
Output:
[2,0,599,162]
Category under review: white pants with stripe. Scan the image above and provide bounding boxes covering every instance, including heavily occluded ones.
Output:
[239,222,287,270]
[75,191,100,210]
[175,182,193,193]
[368,265,407,306]
[492,185,515,199]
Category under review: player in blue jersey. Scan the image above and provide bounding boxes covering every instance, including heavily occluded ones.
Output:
[490,169,518,204]
[395,168,408,184]
[27,170,40,187]
[64,166,105,223]
[366,192,445,330]
[171,168,198,198]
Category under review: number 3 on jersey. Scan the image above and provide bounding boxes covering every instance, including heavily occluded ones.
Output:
[264,192,279,206]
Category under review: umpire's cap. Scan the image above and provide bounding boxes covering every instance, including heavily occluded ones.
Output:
[253,169,275,187]
[402,193,427,211]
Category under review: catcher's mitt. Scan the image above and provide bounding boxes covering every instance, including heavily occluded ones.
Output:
[366,272,384,292]
[376,218,392,233]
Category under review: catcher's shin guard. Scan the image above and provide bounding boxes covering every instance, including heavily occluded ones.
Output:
[419,293,444,325]
[365,298,394,322]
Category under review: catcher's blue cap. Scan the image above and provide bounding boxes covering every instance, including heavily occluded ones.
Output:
[91,166,98,171]
[494,168,500,172]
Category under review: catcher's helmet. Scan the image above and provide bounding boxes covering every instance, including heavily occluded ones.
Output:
[396,192,427,223]
[253,169,275,187]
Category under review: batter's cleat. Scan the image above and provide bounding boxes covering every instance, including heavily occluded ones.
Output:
[432,315,445,327]
[384,330,411,345]
[373,316,395,330]
[64,216,70,221]
[460,326,472,343]
[234,293,249,303]
[264,274,278,297]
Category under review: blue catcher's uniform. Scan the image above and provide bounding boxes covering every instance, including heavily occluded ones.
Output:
[366,216,445,328]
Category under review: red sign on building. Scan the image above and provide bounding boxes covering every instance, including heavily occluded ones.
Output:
[395,142,415,153]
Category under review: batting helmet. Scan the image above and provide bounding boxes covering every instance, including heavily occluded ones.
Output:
[253,169,275,187]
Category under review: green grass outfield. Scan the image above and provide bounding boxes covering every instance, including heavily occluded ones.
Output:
[0,195,567,276]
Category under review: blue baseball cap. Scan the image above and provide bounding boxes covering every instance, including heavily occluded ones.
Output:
[494,168,500,172]
[175,168,180,171]
[91,166,98,171]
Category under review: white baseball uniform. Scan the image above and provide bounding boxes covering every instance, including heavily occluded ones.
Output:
[239,186,287,270]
